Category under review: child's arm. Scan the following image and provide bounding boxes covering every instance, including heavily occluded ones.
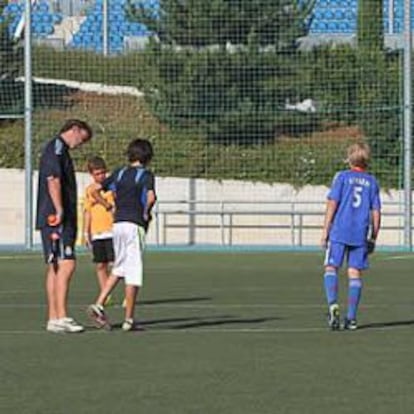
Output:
[321,199,337,249]
[91,183,113,212]
[371,209,381,240]
[83,209,92,248]
[144,190,157,222]
[367,209,381,254]
[368,179,382,253]
[83,188,92,248]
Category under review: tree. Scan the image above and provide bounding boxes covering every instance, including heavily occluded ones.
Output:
[357,0,383,52]
[127,0,318,143]
[356,0,400,166]
[128,0,315,49]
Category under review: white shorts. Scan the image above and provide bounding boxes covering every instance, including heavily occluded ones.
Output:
[112,222,146,286]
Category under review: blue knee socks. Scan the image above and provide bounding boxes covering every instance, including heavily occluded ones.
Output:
[323,271,338,305]
[347,278,363,321]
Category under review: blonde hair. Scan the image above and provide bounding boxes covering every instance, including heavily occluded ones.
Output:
[346,142,371,168]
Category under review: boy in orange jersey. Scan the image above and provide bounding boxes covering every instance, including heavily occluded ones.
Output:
[83,157,115,303]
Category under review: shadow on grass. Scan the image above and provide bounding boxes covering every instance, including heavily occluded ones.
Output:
[358,319,414,330]
[140,296,212,306]
[108,315,281,331]
[171,315,280,330]
[109,316,210,330]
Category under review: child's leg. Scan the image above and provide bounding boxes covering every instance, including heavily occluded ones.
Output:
[323,241,345,306]
[346,245,368,324]
[324,266,339,306]
[124,284,139,321]
[87,274,119,330]
[323,242,345,330]
[347,268,363,321]
[95,262,110,290]
[122,225,145,329]
[95,274,120,307]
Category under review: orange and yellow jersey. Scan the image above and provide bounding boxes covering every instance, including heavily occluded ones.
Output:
[84,184,114,240]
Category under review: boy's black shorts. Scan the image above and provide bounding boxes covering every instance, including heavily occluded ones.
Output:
[40,224,76,264]
[92,238,114,263]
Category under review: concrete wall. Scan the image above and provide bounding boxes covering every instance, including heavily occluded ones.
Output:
[0,168,405,247]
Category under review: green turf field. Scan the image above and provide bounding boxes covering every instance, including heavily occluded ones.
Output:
[0,252,413,414]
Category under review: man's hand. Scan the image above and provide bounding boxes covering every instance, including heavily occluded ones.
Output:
[47,212,62,227]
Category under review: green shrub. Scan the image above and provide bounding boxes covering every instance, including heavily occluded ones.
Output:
[139,44,322,144]
[0,41,403,188]
[33,46,147,88]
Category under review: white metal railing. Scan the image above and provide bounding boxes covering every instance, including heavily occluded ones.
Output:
[152,200,406,247]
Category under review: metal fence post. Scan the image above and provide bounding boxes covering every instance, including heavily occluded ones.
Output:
[24,0,33,250]
[403,0,412,250]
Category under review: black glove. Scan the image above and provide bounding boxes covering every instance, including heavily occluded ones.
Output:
[367,238,376,255]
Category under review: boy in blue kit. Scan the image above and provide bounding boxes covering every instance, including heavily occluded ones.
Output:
[321,142,381,331]
[87,138,156,331]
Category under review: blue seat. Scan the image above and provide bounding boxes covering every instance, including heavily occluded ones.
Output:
[334,9,345,20]
[322,9,334,20]
[394,9,403,19]
[328,21,339,32]
[69,0,155,53]
[316,21,328,33]
[313,9,323,20]
[344,9,355,20]
[72,36,81,46]
[394,21,403,33]
[339,21,351,33]
[2,0,61,38]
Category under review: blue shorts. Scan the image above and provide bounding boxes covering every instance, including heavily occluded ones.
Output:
[40,224,76,264]
[324,241,369,270]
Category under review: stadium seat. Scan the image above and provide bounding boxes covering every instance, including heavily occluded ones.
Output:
[70,0,153,53]
[334,10,345,20]
[2,0,60,38]
[4,0,413,50]
[308,0,413,35]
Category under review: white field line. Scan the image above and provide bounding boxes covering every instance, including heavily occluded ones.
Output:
[0,328,332,335]
[0,325,411,335]
[0,303,411,309]
[380,255,414,261]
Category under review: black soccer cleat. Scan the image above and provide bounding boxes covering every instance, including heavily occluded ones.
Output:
[343,318,358,331]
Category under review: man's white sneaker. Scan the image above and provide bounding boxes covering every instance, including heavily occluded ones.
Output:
[46,319,66,333]
[46,318,84,333]
[58,317,85,333]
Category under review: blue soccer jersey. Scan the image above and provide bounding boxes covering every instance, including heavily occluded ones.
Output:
[327,169,381,246]
[102,166,155,231]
